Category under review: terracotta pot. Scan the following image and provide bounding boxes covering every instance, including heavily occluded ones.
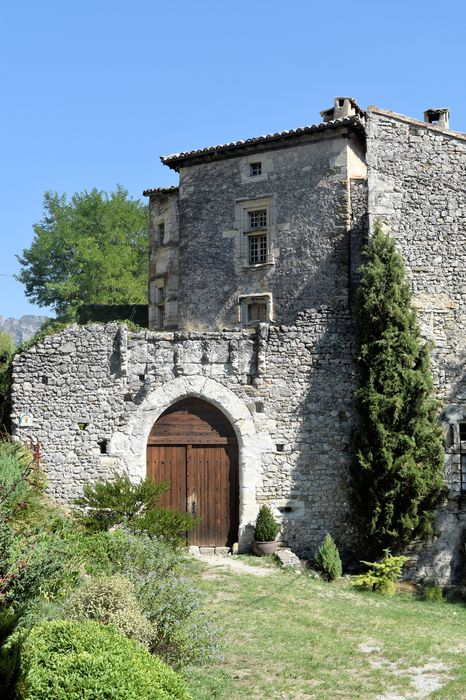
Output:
[252,540,278,556]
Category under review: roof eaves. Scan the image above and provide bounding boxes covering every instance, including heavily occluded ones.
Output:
[142,185,179,197]
[161,114,365,170]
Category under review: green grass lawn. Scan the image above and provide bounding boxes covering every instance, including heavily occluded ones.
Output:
[184,557,466,700]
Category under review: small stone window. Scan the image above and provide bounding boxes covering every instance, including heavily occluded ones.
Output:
[250,161,262,176]
[98,439,108,455]
[157,222,165,246]
[239,293,272,325]
[155,283,165,329]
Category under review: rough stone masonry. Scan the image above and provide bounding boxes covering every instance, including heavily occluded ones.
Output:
[11,97,466,584]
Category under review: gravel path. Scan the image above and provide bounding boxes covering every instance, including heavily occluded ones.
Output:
[195,554,273,577]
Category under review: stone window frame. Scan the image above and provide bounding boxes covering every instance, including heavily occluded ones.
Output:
[238,292,273,325]
[154,217,166,246]
[236,197,275,269]
[250,161,262,176]
[154,277,166,329]
[240,155,271,184]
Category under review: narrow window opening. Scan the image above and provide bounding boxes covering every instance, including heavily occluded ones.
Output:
[138,374,145,382]
[98,440,108,455]
[250,162,262,176]
[157,222,165,245]
[41,376,48,385]
[338,98,345,107]
[78,422,89,431]
[276,444,285,452]
[246,374,254,385]
[279,505,293,513]
[460,423,466,493]
[156,284,165,329]
[255,401,264,413]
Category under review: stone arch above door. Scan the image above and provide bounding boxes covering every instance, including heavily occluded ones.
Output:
[111,376,270,546]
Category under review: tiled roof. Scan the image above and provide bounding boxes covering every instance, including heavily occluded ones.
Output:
[161,114,365,170]
[142,185,179,197]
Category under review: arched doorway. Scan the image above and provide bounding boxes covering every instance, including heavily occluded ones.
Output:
[146,398,239,547]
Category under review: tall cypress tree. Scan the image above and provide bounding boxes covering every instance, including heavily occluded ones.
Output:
[351,223,446,557]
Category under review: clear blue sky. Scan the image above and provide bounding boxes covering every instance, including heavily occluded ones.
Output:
[1,0,465,319]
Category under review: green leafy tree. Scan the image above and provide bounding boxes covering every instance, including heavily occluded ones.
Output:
[16,187,148,321]
[0,333,15,432]
[351,223,446,557]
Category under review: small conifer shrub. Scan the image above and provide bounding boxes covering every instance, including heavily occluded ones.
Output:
[314,533,342,581]
[254,505,279,542]
[351,223,447,558]
[353,549,407,596]
[421,582,444,603]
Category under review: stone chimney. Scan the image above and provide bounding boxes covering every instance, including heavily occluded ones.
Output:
[320,97,362,123]
[424,108,450,130]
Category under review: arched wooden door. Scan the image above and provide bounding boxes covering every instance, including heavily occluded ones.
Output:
[146,398,239,547]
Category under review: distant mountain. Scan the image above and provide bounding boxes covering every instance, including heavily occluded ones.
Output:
[0,315,50,345]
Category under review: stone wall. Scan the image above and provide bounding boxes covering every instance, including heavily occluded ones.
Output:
[366,109,466,582]
[148,190,179,329]
[166,128,363,329]
[12,314,357,557]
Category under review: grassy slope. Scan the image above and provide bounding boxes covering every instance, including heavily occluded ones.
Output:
[185,558,466,700]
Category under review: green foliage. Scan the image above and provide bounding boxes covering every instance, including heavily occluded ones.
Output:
[66,574,155,646]
[74,473,198,546]
[3,529,82,607]
[0,332,15,432]
[254,505,280,542]
[353,549,408,596]
[421,582,444,603]
[314,533,342,581]
[0,608,21,698]
[16,620,192,700]
[67,529,221,668]
[16,187,148,321]
[0,439,40,518]
[17,319,71,353]
[351,223,447,557]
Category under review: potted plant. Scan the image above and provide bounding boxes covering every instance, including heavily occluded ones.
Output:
[252,504,280,556]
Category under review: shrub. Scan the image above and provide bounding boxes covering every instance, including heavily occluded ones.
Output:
[0,608,21,698]
[314,533,342,581]
[74,530,222,668]
[421,582,444,603]
[0,331,15,432]
[0,439,43,520]
[15,619,192,700]
[135,570,222,668]
[353,549,408,596]
[254,505,279,542]
[74,473,198,546]
[66,574,155,647]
